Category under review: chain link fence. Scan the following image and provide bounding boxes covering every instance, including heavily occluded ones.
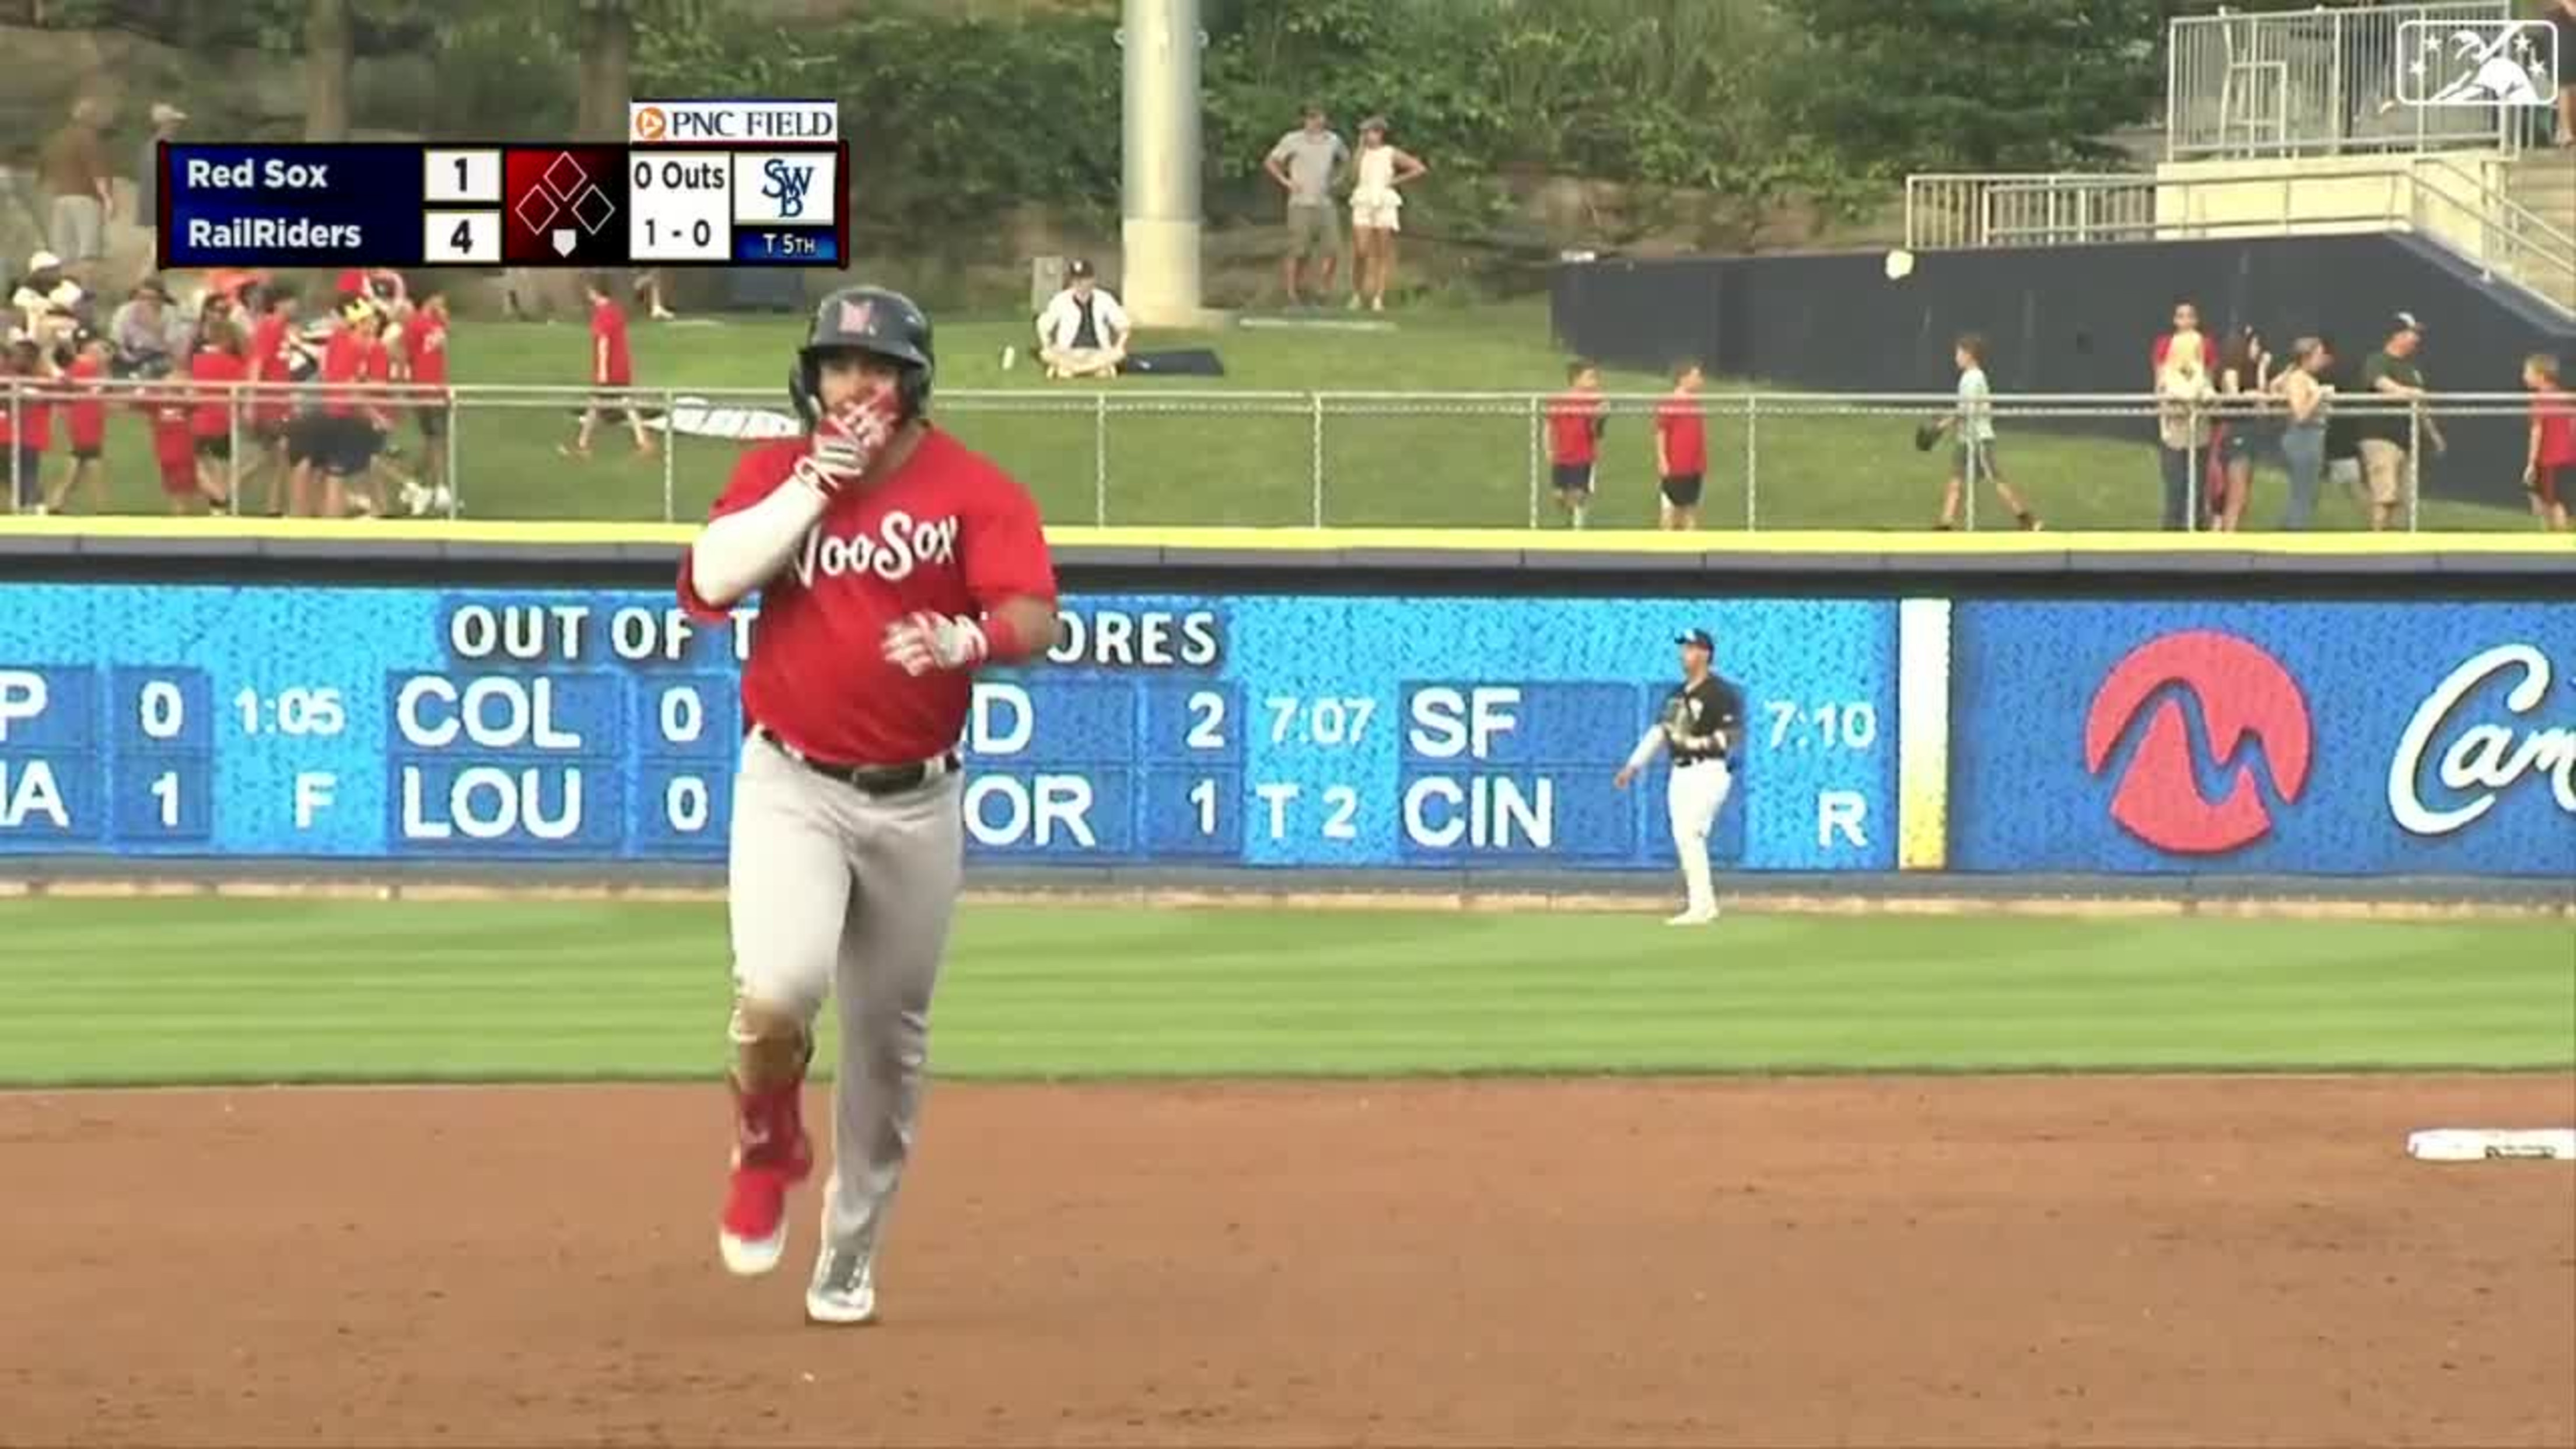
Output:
[1,378,2560,534]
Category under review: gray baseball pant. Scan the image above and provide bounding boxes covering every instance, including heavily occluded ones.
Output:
[727,730,965,1259]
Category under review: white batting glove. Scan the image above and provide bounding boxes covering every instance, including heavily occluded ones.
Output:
[790,388,900,499]
[881,610,990,676]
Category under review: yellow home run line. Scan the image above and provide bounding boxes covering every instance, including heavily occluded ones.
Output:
[1,516,2570,554]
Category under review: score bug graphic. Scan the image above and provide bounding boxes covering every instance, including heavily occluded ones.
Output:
[501,147,625,265]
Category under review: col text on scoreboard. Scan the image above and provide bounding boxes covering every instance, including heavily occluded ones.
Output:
[156,99,846,271]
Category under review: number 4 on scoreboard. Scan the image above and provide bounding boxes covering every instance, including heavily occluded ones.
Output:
[422,208,501,265]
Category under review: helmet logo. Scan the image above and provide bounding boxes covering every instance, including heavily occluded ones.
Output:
[837,298,874,334]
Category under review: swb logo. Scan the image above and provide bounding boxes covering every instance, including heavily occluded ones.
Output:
[762,159,813,219]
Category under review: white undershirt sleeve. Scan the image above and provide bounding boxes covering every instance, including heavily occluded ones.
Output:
[686,477,831,608]
[1623,724,1667,772]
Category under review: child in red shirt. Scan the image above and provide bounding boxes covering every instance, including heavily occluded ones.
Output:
[402,286,453,506]
[148,374,202,514]
[1544,359,1606,529]
[2523,352,2574,533]
[189,318,249,510]
[1,339,51,513]
[47,331,111,514]
[1654,360,1709,532]
[562,273,655,459]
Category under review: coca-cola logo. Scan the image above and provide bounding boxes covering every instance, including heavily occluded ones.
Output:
[2388,644,2576,836]
[792,509,960,587]
[2084,631,2314,855]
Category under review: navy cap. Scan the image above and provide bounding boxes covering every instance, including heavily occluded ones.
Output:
[1675,628,1714,650]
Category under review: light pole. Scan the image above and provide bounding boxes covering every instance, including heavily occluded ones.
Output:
[1119,0,1212,325]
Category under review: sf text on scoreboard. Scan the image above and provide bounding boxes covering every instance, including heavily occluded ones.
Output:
[155,99,847,272]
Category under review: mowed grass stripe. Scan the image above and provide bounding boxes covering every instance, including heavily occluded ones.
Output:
[0,900,2566,1084]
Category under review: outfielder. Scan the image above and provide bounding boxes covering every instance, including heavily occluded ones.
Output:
[1614,628,1742,926]
[678,286,1059,1326]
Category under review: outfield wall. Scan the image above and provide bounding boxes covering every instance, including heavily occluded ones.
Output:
[0,522,2568,888]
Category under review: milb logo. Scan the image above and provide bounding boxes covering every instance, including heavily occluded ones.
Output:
[2081,631,2314,855]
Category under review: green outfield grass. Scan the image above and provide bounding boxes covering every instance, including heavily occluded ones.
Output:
[29,300,2526,531]
[2,897,2568,1086]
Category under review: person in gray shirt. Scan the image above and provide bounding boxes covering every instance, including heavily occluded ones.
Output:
[1263,106,1348,308]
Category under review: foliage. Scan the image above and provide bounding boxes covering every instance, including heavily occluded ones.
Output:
[1774,0,2166,173]
[31,0,2175,249]
[637,9,1126,229]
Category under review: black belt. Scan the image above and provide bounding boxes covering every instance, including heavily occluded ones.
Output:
[754,726,958,796]
[1674,754,1728,768]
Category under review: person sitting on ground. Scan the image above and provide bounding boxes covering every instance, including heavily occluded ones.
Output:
[1035,260,1130,380]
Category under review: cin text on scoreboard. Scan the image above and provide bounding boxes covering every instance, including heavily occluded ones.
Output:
[156,99,845,271]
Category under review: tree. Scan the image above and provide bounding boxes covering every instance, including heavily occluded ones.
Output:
[306,0,351,141]
[575,0,638,142]
[1777,0,2164,173]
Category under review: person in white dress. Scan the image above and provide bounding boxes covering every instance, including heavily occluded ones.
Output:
[1346,117,1427,312]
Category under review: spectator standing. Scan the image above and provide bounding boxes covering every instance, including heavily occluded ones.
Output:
[1034,260,1130,379]
[39,99,114,288]
[12,251,86,355]
[562,273,653,459]
[135,103,186,283]
[187,316,246,510]
[146,366,202,516]
[1545,359,1607,530]
[2155,346,2217,530]
[242,287,304,516]
[2273,337,2335,530]
[1654,361,1709,531]
[44,328,111,514]
[1933,333,2042,530]
[1346,117,1427,313]
[2,339,56,513]
[2523,352,2574,531]
[2356,312,2444,531]
[1263,106,1349,309]
[400,285,453,512]
[2211,326,2271,531]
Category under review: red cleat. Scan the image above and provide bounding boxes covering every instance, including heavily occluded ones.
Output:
[718,1079,811,1277]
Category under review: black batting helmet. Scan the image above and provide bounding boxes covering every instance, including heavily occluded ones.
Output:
[789,285,935,425]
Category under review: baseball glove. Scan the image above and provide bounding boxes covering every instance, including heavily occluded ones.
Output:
[1912,419,1943,453]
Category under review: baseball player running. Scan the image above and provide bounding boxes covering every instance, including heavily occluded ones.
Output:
[678,286,1059,1326]
[1614,627,1743,926]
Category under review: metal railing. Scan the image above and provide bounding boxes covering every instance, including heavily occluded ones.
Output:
[2166,2,2541,160]
[0,378,2560,535]
[1903,163,2576,313]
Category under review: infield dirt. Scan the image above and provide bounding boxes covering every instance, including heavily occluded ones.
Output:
[5,1074,2571,1447]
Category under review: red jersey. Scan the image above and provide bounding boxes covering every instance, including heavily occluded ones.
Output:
[150,392,194,465]
[320,328,369,417]
[590,299,632,386]
[405,310,449,388]
[1654,395,1707,475]
[65,354,106,449]
[2532,384,2576,467]
[248,313,294,424]
[677,428,1058,765]
[1546,389,1603,465]
[2151,331,2220,374]
[190,349,247,438]
[13,386,52,452]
